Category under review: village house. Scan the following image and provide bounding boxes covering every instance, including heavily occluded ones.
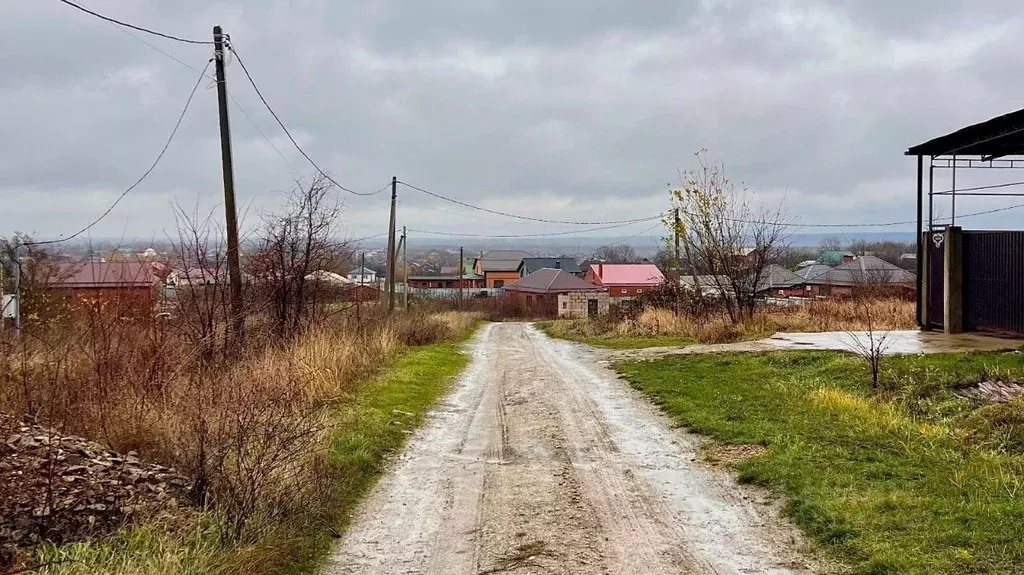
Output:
[802,255,915,298]
[818,250,856,266]
[756,264,805,298]
[517,257,581,278]
[504,268,609,318]
[585,263,664,299]
[346,266,378,284]
[46,260,164,313]
[473,250,533,288]
[407,264,484,289]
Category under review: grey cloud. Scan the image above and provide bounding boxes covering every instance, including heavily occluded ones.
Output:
[3,0,1024,242]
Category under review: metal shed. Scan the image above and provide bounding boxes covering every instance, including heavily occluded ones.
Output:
[906,108,1024,336]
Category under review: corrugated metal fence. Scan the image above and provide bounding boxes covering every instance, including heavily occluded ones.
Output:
[963,231,1024,335]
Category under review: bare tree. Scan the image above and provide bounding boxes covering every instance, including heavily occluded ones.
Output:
[845,296,893,391]
[668,151,789,323]
[248,175,350,341]
[819,235,844,252]
[594,244,638,263]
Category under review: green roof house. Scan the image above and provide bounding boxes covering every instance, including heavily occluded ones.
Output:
[818,251,855,266]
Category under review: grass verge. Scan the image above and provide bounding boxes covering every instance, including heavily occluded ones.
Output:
[31,329,477,575]
[535,321,694,349]
[615,350,1024,575]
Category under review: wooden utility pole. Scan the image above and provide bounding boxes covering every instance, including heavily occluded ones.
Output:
[458,246,464,309]
[213,26,244,341]
[386,177,397,312]
[401,226,408,311]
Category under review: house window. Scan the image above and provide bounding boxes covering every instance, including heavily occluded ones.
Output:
[621,288,628,295]
[494,280,505,288]
[562,301,567,309]
[637,288,643,294]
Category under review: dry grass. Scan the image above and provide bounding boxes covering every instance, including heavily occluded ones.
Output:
[0,306,482,573]
[546,298,915,346]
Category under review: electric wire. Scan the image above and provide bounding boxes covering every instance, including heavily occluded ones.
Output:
[27,60,212,246]
[408,216,663,239]
[55,0,212,45]
[227,43,387,196]
[397,180,661,225]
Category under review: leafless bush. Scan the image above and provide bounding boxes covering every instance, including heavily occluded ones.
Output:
[845,296,893,391]
[247,175,351,342]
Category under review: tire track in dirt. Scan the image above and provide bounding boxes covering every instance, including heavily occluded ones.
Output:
[325,322,819,575]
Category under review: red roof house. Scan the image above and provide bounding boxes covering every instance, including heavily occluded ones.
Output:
[585,263,664,299]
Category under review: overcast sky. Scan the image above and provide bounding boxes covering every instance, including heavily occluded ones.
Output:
[3,0,1024,245]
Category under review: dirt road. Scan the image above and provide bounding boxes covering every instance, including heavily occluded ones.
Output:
[326,323,815,575]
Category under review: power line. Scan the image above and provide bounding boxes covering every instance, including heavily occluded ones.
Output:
[107,23,307,179]
[28,60,212,246]
[397,181,663,225]
[409,216,662,239]
[227,43,386,197]
[934,180,1024,195]
[55,0,212,45]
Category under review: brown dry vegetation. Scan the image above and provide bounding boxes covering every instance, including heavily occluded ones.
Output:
[546,298,916,346]
[0,303,482,573]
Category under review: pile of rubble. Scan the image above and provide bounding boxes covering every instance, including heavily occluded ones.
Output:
[955,380,1024,403]
[0,413,191,567]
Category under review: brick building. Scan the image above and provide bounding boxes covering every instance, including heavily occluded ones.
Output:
[504,268,609,318]
[585,263,664,299]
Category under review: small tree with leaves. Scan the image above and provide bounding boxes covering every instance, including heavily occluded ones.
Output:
[667,151,789,323]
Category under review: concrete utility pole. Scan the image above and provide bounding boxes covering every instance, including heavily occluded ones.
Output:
[674,208,681,316]
[386,176,397,312]
[401,226,408,311]
[357,252,365,324]
[458,246,464,309]
[213,25,244,342]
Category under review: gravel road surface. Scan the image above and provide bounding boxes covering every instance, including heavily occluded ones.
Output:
[326,322,816,575]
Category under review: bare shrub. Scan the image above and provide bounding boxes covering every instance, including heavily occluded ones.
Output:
[247,175,351,342]
[668,151,789,323]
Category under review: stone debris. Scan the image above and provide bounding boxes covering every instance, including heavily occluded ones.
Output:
[0,412,190,567]
[955,380,1024,403]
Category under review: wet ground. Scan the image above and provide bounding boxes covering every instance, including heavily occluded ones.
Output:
[606,330,1021,361]
[326,323,819,575]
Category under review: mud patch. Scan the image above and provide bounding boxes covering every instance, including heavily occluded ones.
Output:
[701,441,768,466]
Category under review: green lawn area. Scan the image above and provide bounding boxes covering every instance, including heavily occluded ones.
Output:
[615,350,1024,575]
[535,321,694,349]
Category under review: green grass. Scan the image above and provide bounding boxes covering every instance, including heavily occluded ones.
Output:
[535,321,694,349]
[31,337,474,575]
[615,350,1024,575]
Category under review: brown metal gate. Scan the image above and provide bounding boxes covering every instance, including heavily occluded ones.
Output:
[926,230,945,329]
[963,231,1024,335]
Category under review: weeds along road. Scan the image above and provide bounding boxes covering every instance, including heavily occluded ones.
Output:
[327,323,813,575]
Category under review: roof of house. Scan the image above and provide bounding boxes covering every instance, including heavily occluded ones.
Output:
[803,256,916,286]
[476,250,533,272]
[818,250,855,265]
[906,107,1024,158]
[505,268,606,294]
[588,263,665,286]
[53,261,156,289]
[348,266,376,275]
[518,257,581,276]
[794,264,833,280]
[680,275,730,288]
[305,270,353,284]
[757,264,803,291]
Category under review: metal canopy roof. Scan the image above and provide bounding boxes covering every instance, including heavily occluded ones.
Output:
[906,107,1024,158]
